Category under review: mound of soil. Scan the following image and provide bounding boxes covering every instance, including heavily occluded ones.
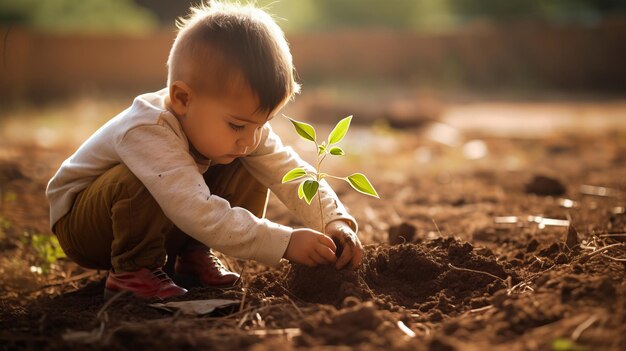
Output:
[251,238,517,321]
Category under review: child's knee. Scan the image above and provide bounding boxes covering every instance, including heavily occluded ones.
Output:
[108,164,145,195]
[102,164,171,231]
[106,164,161,208]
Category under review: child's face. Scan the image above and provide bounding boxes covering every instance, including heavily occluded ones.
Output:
[170,82,272,165]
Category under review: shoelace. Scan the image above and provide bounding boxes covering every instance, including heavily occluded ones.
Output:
[209,255,227,270]
[152,269,174,283]
[205,249,228,270]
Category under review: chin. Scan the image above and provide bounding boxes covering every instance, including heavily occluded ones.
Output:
[214,157,235,165]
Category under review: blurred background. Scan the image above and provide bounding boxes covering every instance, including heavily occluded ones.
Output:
[2,0,626,102]
[1,0,625,143]
[1,0,625,165]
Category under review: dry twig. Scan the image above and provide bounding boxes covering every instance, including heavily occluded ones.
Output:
[571,314,599,341]
[447,264,505,282]
[579,243,625,263]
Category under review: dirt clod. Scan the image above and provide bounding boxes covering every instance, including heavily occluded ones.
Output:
[388,222,417,245]
[525,175,566,196]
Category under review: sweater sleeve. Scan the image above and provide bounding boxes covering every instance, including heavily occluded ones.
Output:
[116,123,292,267]
[241,123,359,234]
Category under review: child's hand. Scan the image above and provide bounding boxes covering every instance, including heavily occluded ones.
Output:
[283,228,338,267]
[325,219,363,270]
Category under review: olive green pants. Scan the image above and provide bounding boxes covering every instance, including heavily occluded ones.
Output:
[53,160,269,272]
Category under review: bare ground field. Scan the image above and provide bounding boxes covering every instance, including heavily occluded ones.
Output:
[1,91,625,350]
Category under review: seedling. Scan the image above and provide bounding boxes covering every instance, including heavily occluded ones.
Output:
[281,115,379,237]
[20,232,66,274]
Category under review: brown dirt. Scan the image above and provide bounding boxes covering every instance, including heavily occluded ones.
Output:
[1,109,626,350]
[252,239,515,314]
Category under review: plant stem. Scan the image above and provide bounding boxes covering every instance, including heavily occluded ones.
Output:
[316,144,325,234]
[318,188,324,234]
[323,174,346,181]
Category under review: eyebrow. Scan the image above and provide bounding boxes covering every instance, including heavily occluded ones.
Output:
[229,113,274,124]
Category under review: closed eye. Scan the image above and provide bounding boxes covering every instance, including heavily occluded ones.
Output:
[228,122,245,132]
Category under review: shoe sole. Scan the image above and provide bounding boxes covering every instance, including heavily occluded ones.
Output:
[173,273,239,289]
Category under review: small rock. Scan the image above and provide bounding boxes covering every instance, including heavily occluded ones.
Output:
[572,264,584,274]
[555,252,570,264]
[609,213,626,239]
[388,222,416,245]
[428,309,443,322]
[566,225,579,249]
[526,239,540,253]
[525,175,566,196]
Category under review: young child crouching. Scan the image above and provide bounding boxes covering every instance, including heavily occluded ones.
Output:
[46,1,362,299]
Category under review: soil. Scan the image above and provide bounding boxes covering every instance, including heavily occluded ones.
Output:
[1,102,625,351]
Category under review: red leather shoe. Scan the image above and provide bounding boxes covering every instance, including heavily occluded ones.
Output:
[174,248,240,288]
[104,268,187,300]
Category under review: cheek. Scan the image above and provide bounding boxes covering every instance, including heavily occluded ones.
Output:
[213,128,233,146]
[183,109,219,150]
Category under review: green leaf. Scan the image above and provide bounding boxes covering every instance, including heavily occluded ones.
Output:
[327,115,352,145]
[302,180,319,205]
[318,144,326,156]
[551,338,587,351]
[287,117,316,143]
[346,173,379,198]
[329,146,345,156]
[297,181,305,199]
[282,167,307,183]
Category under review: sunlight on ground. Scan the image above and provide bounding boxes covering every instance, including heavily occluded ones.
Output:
[3,93,625,187]
[0,97,129,152]
[442,101,626,138]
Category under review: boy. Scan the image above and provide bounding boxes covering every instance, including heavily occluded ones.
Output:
[46,1,362,299]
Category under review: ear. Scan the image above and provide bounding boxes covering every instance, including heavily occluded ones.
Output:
[168,81,193,117]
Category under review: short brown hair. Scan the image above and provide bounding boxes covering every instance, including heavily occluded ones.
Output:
[167,1,300,115]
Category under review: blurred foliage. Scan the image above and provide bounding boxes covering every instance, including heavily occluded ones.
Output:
[257,0,626,32]
[0,0,157,33]
[20,233,66,274]
[449,0,626,23]
[253,0,460,32]
[1,0,625,33]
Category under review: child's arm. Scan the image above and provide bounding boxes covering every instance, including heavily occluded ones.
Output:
[242,124,358,232]
[115,123,295,267]
[241,123,362,268]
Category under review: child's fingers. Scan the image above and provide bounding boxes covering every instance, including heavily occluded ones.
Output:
[350,245,363,268]
[317,234,337,252]
[310,251,327,265]
[335,245,353,270]
[315,245,337,263]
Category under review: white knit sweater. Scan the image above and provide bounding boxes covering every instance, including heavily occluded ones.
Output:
[46,88,357,267]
